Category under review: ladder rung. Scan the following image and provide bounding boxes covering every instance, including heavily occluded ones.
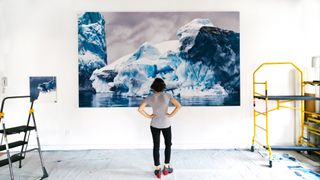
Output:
[0,126,35,135]
[255,125,266,131]
[0,141,27,151]
[306,117,320,123]
[309,130,320,136]
[254,110,266,116]
[255,139,265,147]
[0,154,24,167]
[305,125,320,133]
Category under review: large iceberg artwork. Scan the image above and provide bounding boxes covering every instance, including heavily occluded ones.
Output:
[78,12,240,107]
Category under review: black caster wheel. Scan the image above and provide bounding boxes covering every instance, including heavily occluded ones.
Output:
[269,161,272,168]
[250,146,254,152]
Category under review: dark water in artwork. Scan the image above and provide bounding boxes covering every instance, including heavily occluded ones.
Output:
[79,91,240,107]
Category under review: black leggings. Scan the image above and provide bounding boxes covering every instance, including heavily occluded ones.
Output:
[150,126,172,166]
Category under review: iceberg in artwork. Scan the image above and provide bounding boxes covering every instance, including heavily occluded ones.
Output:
[90,42,172,96]
[89,18,240,101]
[29,76,57,103]
[177,18,214,53]
[37,80,56,92]
[78,12,107,91]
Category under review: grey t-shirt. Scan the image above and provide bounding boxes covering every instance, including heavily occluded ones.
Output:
[144,92,173,129]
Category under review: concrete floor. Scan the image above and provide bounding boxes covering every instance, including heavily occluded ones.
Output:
[0,149,318,180]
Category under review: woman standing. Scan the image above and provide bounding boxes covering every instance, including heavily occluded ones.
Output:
[138,78,181,179]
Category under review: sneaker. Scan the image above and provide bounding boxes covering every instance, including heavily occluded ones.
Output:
[162,166,173,175]
[154,169,161,179]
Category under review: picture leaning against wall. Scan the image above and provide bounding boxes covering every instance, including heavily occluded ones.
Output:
[78,12,240,107]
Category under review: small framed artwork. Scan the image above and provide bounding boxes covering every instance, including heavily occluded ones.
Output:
[29,76,57,103]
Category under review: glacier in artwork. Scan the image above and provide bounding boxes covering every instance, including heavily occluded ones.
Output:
[89,18,239,103]
[78,12,107,91]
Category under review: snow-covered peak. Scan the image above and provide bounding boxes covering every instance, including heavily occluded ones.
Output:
[128,42,160,61]
[177,18,214,40]
[177,19,214,53]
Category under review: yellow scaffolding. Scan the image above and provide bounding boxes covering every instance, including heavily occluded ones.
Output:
[251,62,320,168]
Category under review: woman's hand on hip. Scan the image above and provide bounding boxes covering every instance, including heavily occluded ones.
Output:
[149,114,157,119]
[166,113,173,118]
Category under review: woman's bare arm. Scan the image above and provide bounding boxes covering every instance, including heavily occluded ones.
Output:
[138,101,155,119]
[167,98,181,118]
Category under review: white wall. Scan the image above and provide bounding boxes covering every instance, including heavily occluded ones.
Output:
[0,0,319,150]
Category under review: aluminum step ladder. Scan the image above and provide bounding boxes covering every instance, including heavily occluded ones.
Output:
[0,96,48,180]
